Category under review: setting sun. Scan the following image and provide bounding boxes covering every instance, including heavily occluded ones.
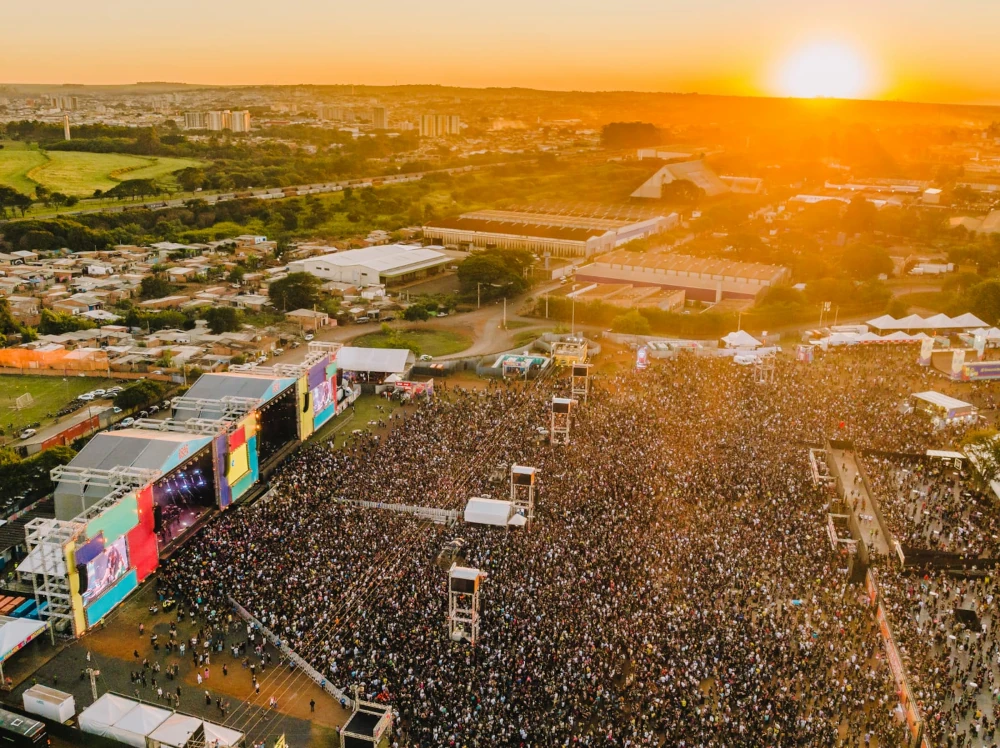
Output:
[777,41,873,99]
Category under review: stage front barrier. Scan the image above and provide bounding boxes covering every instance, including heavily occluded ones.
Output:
[229,597,348,704]
[338,499,459,525]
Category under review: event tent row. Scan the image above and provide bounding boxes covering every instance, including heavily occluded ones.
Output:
[79,693,243,748]
[867,313,988,331]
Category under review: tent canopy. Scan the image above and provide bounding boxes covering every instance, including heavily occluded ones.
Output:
[108,703,171,748]
[202,722,245,748]
[336,346,414,374]
[721,330,761,348]
[464,497,514,527]
[0,617,46,664]
[146,713,202,748]
[79,693,137,734]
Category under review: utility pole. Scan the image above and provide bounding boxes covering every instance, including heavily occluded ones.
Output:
[477,283,481,310]
[85,668,100,702]
[502,297,507,330]
[545,295,549,319]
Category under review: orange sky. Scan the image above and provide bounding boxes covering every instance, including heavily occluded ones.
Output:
[3,0,1000,104]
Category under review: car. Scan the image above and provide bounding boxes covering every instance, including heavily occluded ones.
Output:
[78,393,95,401]
[381,316,395,323]
[290,341,301,348]
[113,407,123,414]
[152,370,164,375]
[436,312,448,317]
[120,417,135,428]
[92,389,106,396]
[356,316,370,324]
[138,411,149,419]
[419,354,434,361]
[18,429,36,440]
[161,399,172,407]
[304,334,315,341]
[273,348,284,356]
[108,386,123,394]
[148,405,159,414]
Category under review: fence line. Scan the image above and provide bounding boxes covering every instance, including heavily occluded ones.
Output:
[228,596,348,704]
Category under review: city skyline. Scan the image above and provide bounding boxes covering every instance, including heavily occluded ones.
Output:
[3,0,1000,105]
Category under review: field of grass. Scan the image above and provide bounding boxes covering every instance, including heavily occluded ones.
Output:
[0,142,46,195]
[351,328,473,357]
[0,143,203,196]
[0,374,119,438]
[311,394,399,448]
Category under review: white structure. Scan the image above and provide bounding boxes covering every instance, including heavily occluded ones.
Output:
[550,397,576,445]
[22,684,74,723]
[722,330,762,349]
[867,313,988,332]
[571,362,591,402]
[464,497,516,526]
[288,244,450,287]
[230,110,251,133]
[631,160,729,199]
[448,565,487,644]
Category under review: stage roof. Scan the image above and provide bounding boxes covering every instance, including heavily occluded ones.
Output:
[54,430,213,520]
[912,391,974,411]
[0,616,46,664]
[174,372,298,418]
[336,346,414,374]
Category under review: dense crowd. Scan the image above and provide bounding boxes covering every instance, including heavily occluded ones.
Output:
[158,347,993,746]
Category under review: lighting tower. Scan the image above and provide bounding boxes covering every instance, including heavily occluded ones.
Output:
[570,363,591,402]
[448,565,487,644]
[754,350,776,385]
[510,464,537,524]
[550,397,576,445]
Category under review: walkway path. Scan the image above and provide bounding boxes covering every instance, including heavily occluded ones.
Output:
[829,448,891,556]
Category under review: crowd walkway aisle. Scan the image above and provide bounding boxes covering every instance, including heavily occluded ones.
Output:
[830,448,891,556]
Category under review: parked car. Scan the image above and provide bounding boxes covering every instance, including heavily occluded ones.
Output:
[92,389,106,397]
[19,429,36,440]
[381,316,395,323]
[152,370,164,375]
[419,354,434,361]
[113,407,123,414]
[78,393,95,401]
[356,316,370,324]
[149,405,160,414]
[273,348,284,356]
[161,399,172,407]
[120,417,135,428]
[304,333,315,341]
[138,410,149,419]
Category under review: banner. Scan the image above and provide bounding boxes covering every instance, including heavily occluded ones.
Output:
[636,345,649,370]
[918,338,933,366]
[974,334,986,361]
[951,348,966,376]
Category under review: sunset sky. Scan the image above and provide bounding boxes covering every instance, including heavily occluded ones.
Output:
[4,0,1000,103]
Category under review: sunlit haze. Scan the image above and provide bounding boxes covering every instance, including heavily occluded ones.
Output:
[3,0,1000,102]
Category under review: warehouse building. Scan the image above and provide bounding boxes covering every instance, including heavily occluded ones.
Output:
[576,251,789,302]
[423,209,676,258]
[630,160,730,199]
[288,244,451,287]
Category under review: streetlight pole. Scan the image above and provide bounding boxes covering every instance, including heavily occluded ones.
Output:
[502,297,507,330]
[477,283,481,310]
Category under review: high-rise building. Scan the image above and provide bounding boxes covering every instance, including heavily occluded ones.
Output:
[420,113,461,138]
[51,95,78,111]
[206,111,223,131]
[419,114,438,138]
[372,106,387,130]
[231,111,251,133]
[184,112,207,129]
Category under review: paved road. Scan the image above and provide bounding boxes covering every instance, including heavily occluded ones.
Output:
[830,448,890,556]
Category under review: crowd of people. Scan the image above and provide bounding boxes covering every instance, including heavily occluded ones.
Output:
[157,346,997,746]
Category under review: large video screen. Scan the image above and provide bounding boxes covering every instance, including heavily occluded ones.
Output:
[81,536,130,605]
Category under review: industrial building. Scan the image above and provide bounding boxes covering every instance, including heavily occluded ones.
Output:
[575,251,789,302]
[568,283,685,311]
[630,160,730,199]
[423,209,677,258]
[288,244,451,287]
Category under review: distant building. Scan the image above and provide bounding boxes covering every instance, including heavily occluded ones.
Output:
[230,111,251,133]
[372,106,387,130]
[419,114,437,138]
[420,113,460,138]
[423,209,676,258]
[576,251,790,302]
[631,160,729,199]
[206,111,226,131]
[184,112,207,129]
[288,244,450,287]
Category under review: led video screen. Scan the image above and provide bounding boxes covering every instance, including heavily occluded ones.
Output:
[80,536,130,605]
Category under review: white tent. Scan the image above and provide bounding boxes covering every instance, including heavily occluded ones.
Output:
[464,497,514,527]
[721,330,761,348]
[146,713,202,748]
[981,327,1000,340]
[79,693,138,739]
[202,721,245,748]
[867,314,897,331]
[923,313,953,328]
[894,314,928,330]
[108,703,171,747]
[856,332,883,343]
[952,312,988,328]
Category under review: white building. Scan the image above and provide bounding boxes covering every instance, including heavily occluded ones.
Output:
[372,107,387,130]
[288,244,451,287]
[231,111,251,133]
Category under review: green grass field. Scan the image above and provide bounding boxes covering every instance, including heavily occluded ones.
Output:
[0,143,202,196]
[351,328,473,357]
[0,374,119,438]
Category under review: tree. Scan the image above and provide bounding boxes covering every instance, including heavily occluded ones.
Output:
[611,309,651,335]
[965,280,1000,325]
[659,179,704,205]
[139,274,173,299]
[961,429,1000,489]
[114,380,164,411]
[600,122,661,149]
[34,184,50,206]
[204,306,242,334]
[402,304,431,321]
[841,245,893,281]
[0,186,31,218]
[457,249,531,300]
[843,196,877,233]
[38,309,96,335]
[268,272,322,311]
[227,266,246,285]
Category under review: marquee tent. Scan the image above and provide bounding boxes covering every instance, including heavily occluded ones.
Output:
[106,703,171,747]
[465,498,516,527]
[146,713,203,748]
[721,330,761,349]
[79,694,137,739]
[866,313,988,331]
[201,722,245,748]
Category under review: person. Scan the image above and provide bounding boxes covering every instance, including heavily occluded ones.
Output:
[310,698,315,712]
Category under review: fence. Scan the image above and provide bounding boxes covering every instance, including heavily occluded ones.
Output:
[229,596,348,704]
[336,499,459,525]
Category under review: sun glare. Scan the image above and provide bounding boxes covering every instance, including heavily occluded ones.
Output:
[777,41,871,99]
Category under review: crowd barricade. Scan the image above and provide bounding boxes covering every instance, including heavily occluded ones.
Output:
[865,569,926,748]
[337,499,459,525]
[229,596,348,704]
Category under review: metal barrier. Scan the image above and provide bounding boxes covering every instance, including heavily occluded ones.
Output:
[229,597,348,704]
[337,499,459,525]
